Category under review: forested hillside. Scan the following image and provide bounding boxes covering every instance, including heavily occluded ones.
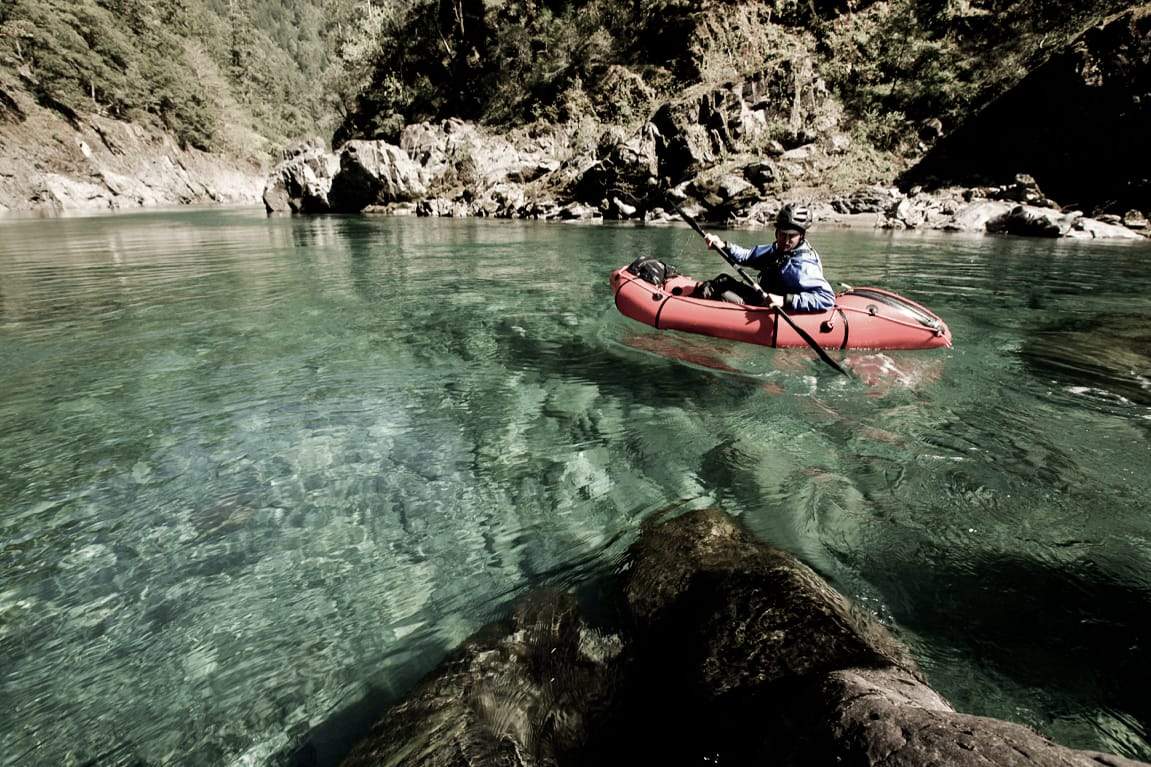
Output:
[337,0,1133,153]
[4,0,1133,160]
[1,0,1145,214]
[0,0,384,156]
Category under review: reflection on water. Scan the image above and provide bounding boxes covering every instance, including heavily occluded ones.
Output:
[1,211,1150,765]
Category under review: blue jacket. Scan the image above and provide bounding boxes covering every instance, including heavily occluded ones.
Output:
[725,240,836,312]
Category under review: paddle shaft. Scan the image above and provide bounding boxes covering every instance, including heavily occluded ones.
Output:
[669,203,850,377]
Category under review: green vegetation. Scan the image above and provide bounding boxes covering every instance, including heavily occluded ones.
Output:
[336,0,688,143]
[0,0,1139,161]
[817,0,1135,151]
[337,0,1140,156]
[0,0,384,154]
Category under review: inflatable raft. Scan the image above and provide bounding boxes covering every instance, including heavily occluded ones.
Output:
[611,266,952,351]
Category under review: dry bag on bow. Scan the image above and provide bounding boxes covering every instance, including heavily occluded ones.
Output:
[626,257,679,288]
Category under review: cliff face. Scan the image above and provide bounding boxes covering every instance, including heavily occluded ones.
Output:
[0,73,264,213]
[0,0,364,213]
[902,7,1151,213]
[334,0,865,146]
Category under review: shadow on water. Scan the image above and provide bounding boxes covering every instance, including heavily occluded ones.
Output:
[1021,313,1151,411]
[502,325,780,408]
[868,548,1151,752]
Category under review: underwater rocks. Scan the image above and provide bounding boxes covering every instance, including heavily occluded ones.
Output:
[781,666,1150,767]
[1022,315,1151,409]
[338,591,622,767]
[334,509,1149,767]
[619,507,921,693]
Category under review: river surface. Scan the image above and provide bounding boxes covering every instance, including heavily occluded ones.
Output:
[2,209,1150,766]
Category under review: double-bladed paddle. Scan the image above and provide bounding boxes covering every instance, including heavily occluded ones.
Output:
[668,201,850,377]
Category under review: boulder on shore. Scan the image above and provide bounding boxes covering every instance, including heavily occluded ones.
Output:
[986,204,1081,237]
[262,139,338,214]
[327,140,427,213]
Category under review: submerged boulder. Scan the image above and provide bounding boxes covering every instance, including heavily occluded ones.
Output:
[782,667,1151,767]
[334,509,1151,767]
[608,509,1151,766]
[1022,315,1151,408]
[620,507,920,694]
[339,591,621,767]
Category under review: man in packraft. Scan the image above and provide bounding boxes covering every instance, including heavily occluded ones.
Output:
[696,203,835,312]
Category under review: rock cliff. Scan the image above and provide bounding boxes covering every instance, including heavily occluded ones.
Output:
[0,72,264,213]
[261,0,1148,239]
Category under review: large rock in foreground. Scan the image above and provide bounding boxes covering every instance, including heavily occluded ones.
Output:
[339,592,621,767]
[334,508,1149,767]
[619,507,922,699]
[787,667,1146,766]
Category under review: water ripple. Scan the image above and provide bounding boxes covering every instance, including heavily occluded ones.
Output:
[2,212,1151,764]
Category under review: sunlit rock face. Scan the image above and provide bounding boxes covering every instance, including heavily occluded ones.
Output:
[902,8,1151,215]
[327,141,428,213]
[262,139,338,214]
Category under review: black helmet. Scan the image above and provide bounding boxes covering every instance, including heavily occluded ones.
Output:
[776,203,812,233]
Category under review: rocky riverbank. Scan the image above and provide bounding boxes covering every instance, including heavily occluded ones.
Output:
[328,508,1148,767]
[5,4,1147,242]
[263,122,1147,240]
[261,5,1149,241]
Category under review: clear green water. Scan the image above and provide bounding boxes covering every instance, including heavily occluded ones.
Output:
[2,209,1150,765]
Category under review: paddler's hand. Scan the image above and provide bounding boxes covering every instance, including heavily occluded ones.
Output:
[763,292,784,308]
[704,233,726,251]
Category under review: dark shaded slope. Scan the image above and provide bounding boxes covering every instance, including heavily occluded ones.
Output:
[900,7,1151,213]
